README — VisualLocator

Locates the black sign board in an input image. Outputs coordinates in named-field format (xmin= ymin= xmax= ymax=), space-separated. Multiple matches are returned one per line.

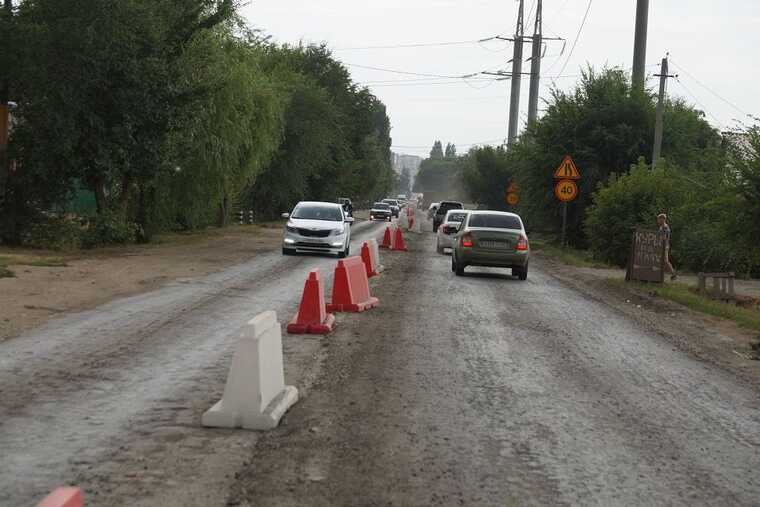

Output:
xmin=626 ymin=228 xmax=666 ymax=283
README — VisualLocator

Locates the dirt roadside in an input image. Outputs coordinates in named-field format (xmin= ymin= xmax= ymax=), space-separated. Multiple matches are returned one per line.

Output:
xmin=0 ymin=225 xmax=284 ymax=341
xmin=532 ymin=252 xmax=760 ymax=388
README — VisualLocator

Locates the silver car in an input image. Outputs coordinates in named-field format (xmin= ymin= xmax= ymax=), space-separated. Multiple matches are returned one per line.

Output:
xmin=282 ymin=201 xmax=354 ymax=257
xmin=436 ymin=209 xmax=469 ymax=254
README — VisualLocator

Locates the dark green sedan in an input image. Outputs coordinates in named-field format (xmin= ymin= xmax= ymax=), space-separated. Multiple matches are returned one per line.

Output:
xmin=451 ymin=211 xmax=530 ymax=280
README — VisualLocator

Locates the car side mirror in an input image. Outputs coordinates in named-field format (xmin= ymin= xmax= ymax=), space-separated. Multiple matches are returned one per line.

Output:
xmin=281 ymin=212 xmax=290 ymax=219
xmin=345 ymin=216 xmax=355 ymax=224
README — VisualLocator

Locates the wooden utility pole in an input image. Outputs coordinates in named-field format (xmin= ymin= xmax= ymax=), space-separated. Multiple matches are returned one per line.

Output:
xmin=507 ymin=0 xmax=524 ymax=146
xmin=631 ymin=0 xmax=649 ymax=89
xmin=527 ymin=0 xmax=542 ymax=126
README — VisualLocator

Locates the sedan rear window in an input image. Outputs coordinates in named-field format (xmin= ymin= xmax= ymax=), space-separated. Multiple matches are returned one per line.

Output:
xmin=292 ymin=205 xmax=344 ymax=221
xmin=468 ymin=214 xmax=522 ymax=230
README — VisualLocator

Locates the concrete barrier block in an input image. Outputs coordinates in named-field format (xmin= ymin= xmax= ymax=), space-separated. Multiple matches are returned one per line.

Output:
xmin=202 ymin=311 xmax=298 ymax=430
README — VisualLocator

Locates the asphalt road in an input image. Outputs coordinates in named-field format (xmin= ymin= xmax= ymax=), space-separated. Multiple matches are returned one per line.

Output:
xmin=231 ymin=222 xmax=760 ymax=506
xmin=2 ymin=215 xmax=759 ymax=506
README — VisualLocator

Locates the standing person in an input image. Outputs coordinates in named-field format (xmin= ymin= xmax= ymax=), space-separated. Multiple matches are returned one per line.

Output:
xmin=657 ymin=213 xmax=677 ymax=281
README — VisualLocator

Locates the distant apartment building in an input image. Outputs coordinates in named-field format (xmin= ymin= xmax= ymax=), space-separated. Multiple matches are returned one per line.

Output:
xmin=391 ymin=152 xmax=422 ymax=179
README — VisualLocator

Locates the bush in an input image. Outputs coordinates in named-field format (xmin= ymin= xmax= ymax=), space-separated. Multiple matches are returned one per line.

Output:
xmin=584 ymin=160 xmax=684 ymax=266
xmin=22 ymin=216 xmax=83 ymax=250
xmin=80 ymin=211 xmax=137 ymax=249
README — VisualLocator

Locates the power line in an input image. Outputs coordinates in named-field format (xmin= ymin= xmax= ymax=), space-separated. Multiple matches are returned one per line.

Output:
xmin=556 ymin=0 xmax=593 ymax=77
xmin=334 ymin=37 xmax=501 ymax=51
xmin=343 ymin=62 xmax=480 ymax=79
xmin=392 ymin=138 xmax=505 ymax=149
xmin=669 ymin=58 xmax=748 ymax=118
xmin=673 ymin=77 xmax=726 ymax=130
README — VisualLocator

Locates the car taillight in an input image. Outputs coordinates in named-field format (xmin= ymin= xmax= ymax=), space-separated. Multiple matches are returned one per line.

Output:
xmin=462 ymin=233 xmax=473 ymax=248
xmin=516 ymin=235 xmax=529 ymax=251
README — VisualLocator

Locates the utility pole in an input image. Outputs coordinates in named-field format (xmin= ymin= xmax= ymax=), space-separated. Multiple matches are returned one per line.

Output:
xmin=507 ymin=0 xmax=524 ymax=146
xmin=527 ymin=0 xmax=542 ymax=126
xmin=631 ymin=0 xmax=649 ymax=89
xmin=652 ymin=55 xmax=675 ymax=168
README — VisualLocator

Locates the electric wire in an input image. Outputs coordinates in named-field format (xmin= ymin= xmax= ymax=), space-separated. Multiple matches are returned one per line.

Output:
xmin=673 ymin=77 xmax=727 ymax=130
xmin=669 ymin=58 xmax=748 ymax=118
xmin=556 ymin=0 xmax=593 ymax=76
xmin=344 ymin=62 xmax=480 ymax=80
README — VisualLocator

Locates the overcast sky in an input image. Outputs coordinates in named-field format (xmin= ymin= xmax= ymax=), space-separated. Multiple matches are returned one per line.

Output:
xmin=241 ymin=0 xmax=758 ymax=157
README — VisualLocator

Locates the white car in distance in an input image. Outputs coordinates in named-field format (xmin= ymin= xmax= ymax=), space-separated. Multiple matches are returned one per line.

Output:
xmin=282 ymin=201 xmax=354 ymax=257
xmin=436 ymin=209 xmax=469 ymax=254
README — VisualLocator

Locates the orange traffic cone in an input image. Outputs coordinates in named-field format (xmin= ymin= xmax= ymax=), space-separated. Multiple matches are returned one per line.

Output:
xmin=327 ymin=257 xmax=380 ymax=312
xmin=380 ymin=225 xmax=393 ymax=249
xmin=391 ymin=227 xmax=408 ymax=251
xmin=287 ymin=270 xmax=336 ymax=334
xmin=361 ymin=241 xmax=379 ymax=278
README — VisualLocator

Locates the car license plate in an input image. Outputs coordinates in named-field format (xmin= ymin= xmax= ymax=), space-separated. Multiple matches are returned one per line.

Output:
xmin=479 ymin=240 xmax=508 ymax=249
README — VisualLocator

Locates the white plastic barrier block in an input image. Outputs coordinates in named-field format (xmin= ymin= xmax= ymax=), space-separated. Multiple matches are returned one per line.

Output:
xmin=202 ymin=311 xmax=298 ymax=430
xmin=368 ymin=238 xmax=385 ymax=273
xmin=398 ymin=210 xmax=409 ymax=229
xmin=411 ymin=209 xmax=422 ymax=234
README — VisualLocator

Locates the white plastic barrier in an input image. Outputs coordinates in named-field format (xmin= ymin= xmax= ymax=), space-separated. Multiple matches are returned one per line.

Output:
xmin=368 ymin=238 xmax=385 ymax=273
xmin=398 ymin=210 xmax=409 ymax=229
xmin=202 ymin=311 xmax=298 ymax=430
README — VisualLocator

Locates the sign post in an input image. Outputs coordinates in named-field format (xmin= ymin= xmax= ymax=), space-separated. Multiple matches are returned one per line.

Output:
xmin=553 ymin=156 xmax=581 ymax=246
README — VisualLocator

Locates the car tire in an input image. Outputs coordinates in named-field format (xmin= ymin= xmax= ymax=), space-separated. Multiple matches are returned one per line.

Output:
xmin=282 ymin=247 xmax=296 ymax=256
xmin=515 ymin=263 xmax=528 ymax=280
xmin=338 ymin=244 xmax=349 ymax=258
xmin=453 ymin=253 xmax=465 ymax=276
xmin=451 ymin=253 xmax=457 ymax=272
xmin=436 ymin=240 xmax=444 ymax=255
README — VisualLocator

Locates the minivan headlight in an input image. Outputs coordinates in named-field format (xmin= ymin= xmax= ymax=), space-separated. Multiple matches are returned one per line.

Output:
xmin=330 ymin=227 xmax=345 ymax=236
xmin=285 ymin=223 xmax=297 ymax=233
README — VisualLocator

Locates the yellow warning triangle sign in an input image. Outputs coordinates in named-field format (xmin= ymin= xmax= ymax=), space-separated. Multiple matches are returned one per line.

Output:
xmin=554 ymin=155 xmax=581 ymax=179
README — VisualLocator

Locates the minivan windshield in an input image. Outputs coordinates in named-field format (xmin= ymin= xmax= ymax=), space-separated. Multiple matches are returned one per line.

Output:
xmin=373 ymin=203 xmax=390 ymax=210
xmin=468 ymin=214 xmax=522 ymax=230
xmin=292 ymin=204 xmax=343 ymax=221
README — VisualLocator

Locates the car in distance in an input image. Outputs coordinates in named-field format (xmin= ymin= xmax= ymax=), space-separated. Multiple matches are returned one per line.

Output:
xmin=369 ymin=202 xmax=393 ymax=221
xmin=427 ymin=202 xmax=440 ymax=220
xmin=337 ymin=197 xmax=353 ymax=217
xmin=436 ymin=209 xmax=469 ymax=254
xmin=381 ymin=198 xmax=400 ymax=217
xmin=282 ymin=201 xmax=354 ymax=257
xmin=451 ymin=210 xmax=530 ymax=280
xmin=433 ymin=200 xmax=464 ymax=232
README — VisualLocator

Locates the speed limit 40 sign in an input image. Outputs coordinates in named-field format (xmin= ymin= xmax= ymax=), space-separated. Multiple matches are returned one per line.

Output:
xmin=554 ymin=179 xmax=578 ymax=202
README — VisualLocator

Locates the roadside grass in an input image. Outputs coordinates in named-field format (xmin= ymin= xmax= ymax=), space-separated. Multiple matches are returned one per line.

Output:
xmin=530 ymin=238 xmax=614 ymax=269
xmin=0 ymin=254 xmax=69 ymax=278
xmin=611 ymin=279 xmax=760 ymax=333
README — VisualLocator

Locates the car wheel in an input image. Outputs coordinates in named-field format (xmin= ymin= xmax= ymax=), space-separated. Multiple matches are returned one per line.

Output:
xmin=282 ymin=247 xmax=295 ymax=256
xmin=515 ymin=263 xmax=528 ymax=280
xmin=436 ymin=240 xmax=444 ymax=255
xmin=453 ymin=253 xmax=465 ymax=276
xmin=338 ymin=244 xmax=349 ymax=258
xmin=451 ymin=253 xmax=456 ymax=272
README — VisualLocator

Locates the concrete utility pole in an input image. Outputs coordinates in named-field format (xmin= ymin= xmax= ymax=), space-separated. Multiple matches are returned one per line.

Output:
xmin=507 ymin=0 xmax=525 ymax=146
xmin=652 ymin=55 xmax=675 ymax=168
xmin=631 ymin=0 xmax=649 ymax=89
xmin=527 ymin=0 xmax=542 ymax=126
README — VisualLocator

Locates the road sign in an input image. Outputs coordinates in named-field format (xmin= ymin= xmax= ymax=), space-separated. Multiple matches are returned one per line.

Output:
xmin=626 ymin=228 xmax=666 ymax=283
xmin=554 ymin=179 xmax=578 ymax=202
xmin=507 ymin=181 xmax=519 ymax=193
xmin=506 ymin=193 xmax=519 ymax=206
xmin=554 ymin=155 xmax=581 ymax=180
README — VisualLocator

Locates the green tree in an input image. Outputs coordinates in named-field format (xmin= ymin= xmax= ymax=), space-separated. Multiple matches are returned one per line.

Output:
xmin=429 ymin=140 xmax=444 ymax=160
xmin=445 ymin=143 xmax=457 ymax=159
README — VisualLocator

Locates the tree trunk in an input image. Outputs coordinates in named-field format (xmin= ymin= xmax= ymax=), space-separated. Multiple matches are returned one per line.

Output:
xmin=93 ymin=177 xmax=107 ymax=215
